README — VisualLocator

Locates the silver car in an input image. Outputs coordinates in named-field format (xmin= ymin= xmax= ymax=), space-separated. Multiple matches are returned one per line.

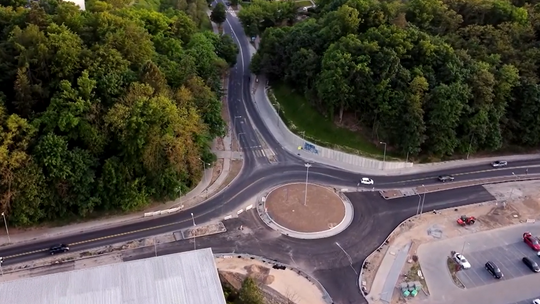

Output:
xmin=491 ymin=160 xmax=507 ymax=167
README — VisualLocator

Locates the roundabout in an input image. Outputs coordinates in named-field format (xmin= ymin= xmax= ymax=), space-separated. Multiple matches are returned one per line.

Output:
xmin=260 ymin=183 xmax=354 ymax=238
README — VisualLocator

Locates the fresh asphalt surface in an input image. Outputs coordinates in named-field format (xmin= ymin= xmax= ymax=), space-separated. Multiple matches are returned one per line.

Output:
xmin=0 ymin=5 xmax=540 ymax=304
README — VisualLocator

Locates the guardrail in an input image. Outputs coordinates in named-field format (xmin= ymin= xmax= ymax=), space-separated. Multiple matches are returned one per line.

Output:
xmin=143 ymin=205 xmax=184 ymax=217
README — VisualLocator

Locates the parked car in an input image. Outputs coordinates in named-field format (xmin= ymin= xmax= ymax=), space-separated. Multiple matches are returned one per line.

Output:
xmin=523 ymin=232 xmax=540 ymax=251
xmin=49 ymin=244 xmax=70 ymax=255
xmin=438 ymin=175 xmax=455 ymax=182
xmin=532 ymin=299 xmax=540 ymax=304
xmin=360 ymin=177 xmax=374 ymax=185
xmin=453 ymin=252 xmax=471 ymax=269
xmin=522 ymin=257 xmax=540 ymax=273
xmin=491 ymin=160 xmax=508 ymax=168
xmin=485 ymin=261 xmax=503 ymax=279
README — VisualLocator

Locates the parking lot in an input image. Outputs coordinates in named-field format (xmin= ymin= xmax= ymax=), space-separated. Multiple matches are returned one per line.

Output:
xmin=456 ymin=241 xmax=540 ymax=288
xmin=512 ymin=296 xmax=540 ymax=304
xmin=417 ymin=223 xmax=540 ymax=304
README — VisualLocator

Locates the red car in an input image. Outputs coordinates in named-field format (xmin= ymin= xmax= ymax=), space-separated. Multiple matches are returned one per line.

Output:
xmin=523 ymin=232 xmax=540 ymax=251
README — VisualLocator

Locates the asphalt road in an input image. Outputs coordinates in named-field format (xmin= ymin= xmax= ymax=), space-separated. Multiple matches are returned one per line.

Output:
xmin=0 ymin=4 xmax=539 ymax=304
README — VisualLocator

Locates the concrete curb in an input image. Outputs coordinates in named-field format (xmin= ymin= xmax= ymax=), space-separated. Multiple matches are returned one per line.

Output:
xmin=256 ymin=183 xmax=354 ymax=239
xmin=214 ymin=253 xmax=334 ymax=304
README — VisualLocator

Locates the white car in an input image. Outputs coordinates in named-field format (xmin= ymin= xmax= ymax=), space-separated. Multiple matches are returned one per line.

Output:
xmin=532 ymin=299 xmax=540 ymax=304
xmin=360 ymin=177 xmax=374 ymax=185
xmin=453 ymin=253 xmax=471 ymax=269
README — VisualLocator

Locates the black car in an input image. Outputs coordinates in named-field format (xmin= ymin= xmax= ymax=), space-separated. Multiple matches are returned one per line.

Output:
xmin=522 ymin=257 xmax=540 ymax=272
xmin=485 ymin=261 xmax=503 ymax=279
xmin=49 ymin=244 xmax=70 ymax=255
xmin=438 ymin=175 xmax=455 ymax=182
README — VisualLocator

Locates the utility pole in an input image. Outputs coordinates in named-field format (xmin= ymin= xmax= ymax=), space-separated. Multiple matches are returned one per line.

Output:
xmin=1 ymin=213 xmax=10 ymax=243
xmin=191 ymin=213 xmax=197 ymax=251
xmin=303 ymin=163 xmax=312 ymax=206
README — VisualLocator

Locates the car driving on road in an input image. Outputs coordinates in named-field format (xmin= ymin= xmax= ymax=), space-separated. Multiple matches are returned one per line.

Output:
xmin=438 ymin=175 xmax=455 ymax=182
xmin=522 ymin=257 xmax=540 ymax=272
xmin=49 ymin=244 xmax=70 ymax=255
xmin=453 ymin=252 xmax=471 ymax=269
xmin=491 ymin=160 xmax=508 ymax=167
xmin=523 ymin=232 xmax=540 ymax=251
xmin=360 ymin=177 xmax=374 ymax=185
xmin=533 ymin=299 xmax=540 ymax=304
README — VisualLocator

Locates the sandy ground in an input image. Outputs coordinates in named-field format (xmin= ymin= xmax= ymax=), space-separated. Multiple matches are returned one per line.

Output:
xmin=265 ymin=183 xmax=345 ymax=232
xmin=216 ymin=257 xmax=327 ymax=304
xmin=364 ymin=180 xmax=540 ymax=304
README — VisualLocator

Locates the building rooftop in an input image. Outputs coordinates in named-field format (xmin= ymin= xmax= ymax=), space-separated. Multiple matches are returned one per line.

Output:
xmin=1 ymin=247 xmax=226 ymax=304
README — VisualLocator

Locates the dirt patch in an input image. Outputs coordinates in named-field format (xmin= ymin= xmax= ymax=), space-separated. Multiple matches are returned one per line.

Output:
xmin=214 ymin=159 xmax=244 ymax=194
xmin=184 ymin=222 xmax=227 ymax=238
xmin=265 ymin=184 xmax=345 ymax=233
xmin=380 ymin=190 xmax=405 ymax=199
xmin=480 ymin=204 xmax=521 ymax=229
xmin=212 ymin=159 xmax=224 ymax=185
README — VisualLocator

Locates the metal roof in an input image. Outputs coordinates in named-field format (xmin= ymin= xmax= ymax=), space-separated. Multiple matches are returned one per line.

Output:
xmin=1 ymin=247 xmax=226 ymax=304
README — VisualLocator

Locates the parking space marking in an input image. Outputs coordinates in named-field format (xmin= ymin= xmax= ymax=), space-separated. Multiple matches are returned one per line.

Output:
xmin=457 ymin=241 xmax=540 ymax=290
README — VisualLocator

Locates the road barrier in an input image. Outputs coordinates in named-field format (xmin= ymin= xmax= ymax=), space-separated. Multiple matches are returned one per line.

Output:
xmin=223 ymin=215 xmax=233 ymax=220
xmin=237 ymin=209 xmax=244 ymax=215
xmin=143 ymin=205 xmax=184 ymax=217
xmin=245 ymin=204 xmax=253 ymax=210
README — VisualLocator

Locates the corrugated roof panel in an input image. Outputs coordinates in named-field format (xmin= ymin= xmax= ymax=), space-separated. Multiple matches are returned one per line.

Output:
xmin=1 ymin=248 xmax=226 ymax=304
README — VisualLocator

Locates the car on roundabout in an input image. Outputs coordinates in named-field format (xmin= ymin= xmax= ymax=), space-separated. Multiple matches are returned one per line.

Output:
xmin=360 ymin=177 xmax=374 ymax=185
xmin=453 ymin=252 xmax=471 ymax=269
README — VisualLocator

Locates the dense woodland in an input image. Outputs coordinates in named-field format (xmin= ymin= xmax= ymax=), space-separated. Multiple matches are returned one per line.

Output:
xmin=0 ymin=0 xmax=238 ymax=225
xmin=248 ymin=0 xmax=540 ymax=158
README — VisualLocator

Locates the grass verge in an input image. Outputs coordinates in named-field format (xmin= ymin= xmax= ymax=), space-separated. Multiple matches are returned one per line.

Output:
xmin=446 ymin=257 xmax=465 ymax=288
xmin=270 ymin=82 xmax=401 ymax=160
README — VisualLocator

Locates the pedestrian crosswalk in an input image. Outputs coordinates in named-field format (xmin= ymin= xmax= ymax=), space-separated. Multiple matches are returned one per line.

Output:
xmin=244 ymin=145 xmax=277 ymax=162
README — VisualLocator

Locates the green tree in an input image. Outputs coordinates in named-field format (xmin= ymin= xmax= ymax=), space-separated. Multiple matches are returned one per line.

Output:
xmin=237 ymin=277 xmax=263 ymax=304
xmin=211 ymin=2 xmax=227 ymax=27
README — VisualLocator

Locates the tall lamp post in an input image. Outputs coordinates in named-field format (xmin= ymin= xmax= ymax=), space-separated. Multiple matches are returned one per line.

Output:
xmin=1 ymin=212 xmax=10 ymax=243
xmin=303 ymin=163 xmax=312 ymax=206
xmin=419 ymin=185 xmax=427 ymax=217
xmin=191 ymin=213 xmax=197 ymax=251
xmin=380 ymin=142 xmax=387 ymax=170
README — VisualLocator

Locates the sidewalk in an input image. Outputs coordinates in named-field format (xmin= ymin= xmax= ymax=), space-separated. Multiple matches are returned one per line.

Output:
xmin=0 ymin=16 xmax=243 ymax=248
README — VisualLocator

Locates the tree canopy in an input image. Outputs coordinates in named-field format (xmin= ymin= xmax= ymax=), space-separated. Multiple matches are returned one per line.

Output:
xmin=211 ymin=2 xmax=227 ymax=26
xmin=251 ymin=0 xmax=540 ymax=158
xmin=0 ymin=0 xmax=237 ymax=226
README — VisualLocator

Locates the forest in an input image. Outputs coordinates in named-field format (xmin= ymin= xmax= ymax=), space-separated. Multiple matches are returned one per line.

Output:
xmin=0 ymin=0 xmax=237 ymax=225
xmin=249 ymin=0 xmax=540 ymax=158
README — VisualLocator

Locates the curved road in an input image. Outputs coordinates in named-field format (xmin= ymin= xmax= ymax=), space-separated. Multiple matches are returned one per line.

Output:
xmin=1 ymin=5 xmax=540 ymax=304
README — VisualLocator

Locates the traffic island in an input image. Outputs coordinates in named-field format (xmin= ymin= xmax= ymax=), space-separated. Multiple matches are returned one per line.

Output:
xmin=258 ymin=183 xmax=354 ymax=239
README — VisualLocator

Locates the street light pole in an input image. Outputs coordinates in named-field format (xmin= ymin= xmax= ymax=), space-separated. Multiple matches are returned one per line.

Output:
xmin=461 ymin=242 xmax=469 ymax=253
xmin=416 ymin=193 xmax=422 ymax=215
xmin=380 ymin=142 xmax=387 ymax=170
xmin=0 ymin=257 xmax=3 ymax=276
xmin=419 ymin=185 xmax=427 ymax=216
xmin=191 ymin=213 xmax=197 ymax=251
xmin=1 ymin=213 xmax=10 ymax=243
xmin=303 ymin=163 xmax=312 ymax=206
